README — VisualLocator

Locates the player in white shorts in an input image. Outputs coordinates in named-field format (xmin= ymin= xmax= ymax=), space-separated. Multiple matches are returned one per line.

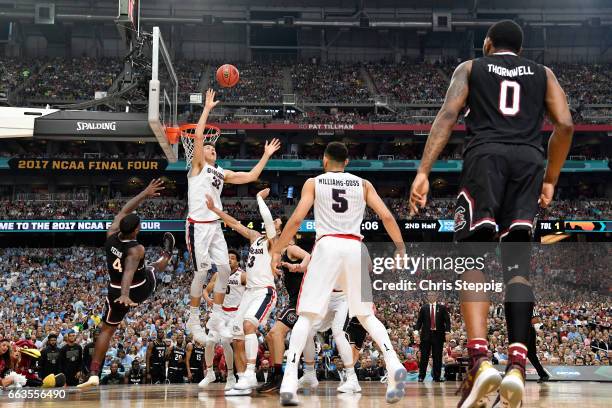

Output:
xmin=198 ymin=249 xmax=246 ymax=390
xmin=204 ymin=188 xmax=280 ymax=395
xmin=185 ymin=89 xmax=280 ymax=345
xmin=270 ymin=141 xmax=408 ymax=406
xmin=298 ymin=288 xmax=362 ymax=394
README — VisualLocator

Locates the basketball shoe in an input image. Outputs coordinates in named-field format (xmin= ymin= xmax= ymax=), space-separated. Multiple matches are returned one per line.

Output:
xmin=456 ymin=357 xmax=502 ymax=408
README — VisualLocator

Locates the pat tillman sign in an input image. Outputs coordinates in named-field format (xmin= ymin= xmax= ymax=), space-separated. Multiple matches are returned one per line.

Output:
xmin=9 ymin=158 xmax=168 ymax=172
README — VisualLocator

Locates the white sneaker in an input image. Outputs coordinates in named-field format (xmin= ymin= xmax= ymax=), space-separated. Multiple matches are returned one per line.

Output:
xmin=225 ymin=372 xmax=237 ymax=391
xmin=280 ymin=372 xmax=299 ymax=406
xmin=77 ymin=375 xmax=99 ymax=389
xmin=234 ymin=371 xmax=257 ymax=390
xmin=187 ymin=317 xmax=207 ymax=345
xmin=198 ymin=368 xmax=216 ymax=388
xmin=225 ymin=387 xmax=252 ymax=396
xmin=337 ymin=377 xmax=361 ymax=393
xmin=385 ymin=364 xmax=408 ymax=404
xmin=297 ymin=371 xmax=318 ymax=389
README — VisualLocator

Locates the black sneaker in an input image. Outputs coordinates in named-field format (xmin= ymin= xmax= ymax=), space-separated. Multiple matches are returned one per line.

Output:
xmin=162 ymin=232 xmax=175 ymax=258
xmin=257 ymin=372 xmax=281 ymax=394
xmin=537 ymin=374 xmax=550 ymax=383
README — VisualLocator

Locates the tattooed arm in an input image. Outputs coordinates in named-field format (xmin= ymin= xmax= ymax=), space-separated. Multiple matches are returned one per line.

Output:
xmin=409 ymin=60 xmax=472 ymax=215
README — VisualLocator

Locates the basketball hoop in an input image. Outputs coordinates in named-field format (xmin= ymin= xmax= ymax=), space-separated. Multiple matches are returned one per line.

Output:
xmin=165 ymin=123 xmax=221 ymax=168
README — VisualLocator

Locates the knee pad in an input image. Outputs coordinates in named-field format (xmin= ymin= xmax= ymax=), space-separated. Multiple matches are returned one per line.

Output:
xmin=213 ymin=264 xmax=231 ymax=294
xmin=500 ymin=234 xmax=532 ymax=283
xmin=190 ymin=269 xmax=208 ymax=298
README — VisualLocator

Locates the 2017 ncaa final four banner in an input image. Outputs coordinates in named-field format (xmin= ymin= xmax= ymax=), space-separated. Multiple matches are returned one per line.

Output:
xmin=8 ymin=158 xmax=168 ymax=172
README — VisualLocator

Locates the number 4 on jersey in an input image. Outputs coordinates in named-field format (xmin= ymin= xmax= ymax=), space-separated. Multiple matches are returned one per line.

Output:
xmin=113 ymin=258 xmax=122 ymax=272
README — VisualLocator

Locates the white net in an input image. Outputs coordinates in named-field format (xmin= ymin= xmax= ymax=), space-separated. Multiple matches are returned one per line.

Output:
xmin=180 ymin=125 xmax=221 ymax=168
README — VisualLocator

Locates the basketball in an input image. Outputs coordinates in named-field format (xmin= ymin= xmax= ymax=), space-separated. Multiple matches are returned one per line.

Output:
xmin=216 ymin=64 xmax=239 ymax=88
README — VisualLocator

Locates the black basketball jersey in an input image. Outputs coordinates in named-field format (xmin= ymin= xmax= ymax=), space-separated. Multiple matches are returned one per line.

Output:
xmin=282 ymin=249 xmax=304 ymax=306
xmin=464 ymin=52 xmax=547 ymax=154
xmin=150 ymin=341 xmax=167 ymax=366
xmin=83 ymin=342 xmax=95 ymax=371
xmin=128 ymin=367 xmax=144 ymax=384
xmin=105 ymin=232 xmax=146 ymax=286
xmin=168 ymin=345 xmax=186 ymax=372
xmin=189 ymin=344 xmax=204 ymax=370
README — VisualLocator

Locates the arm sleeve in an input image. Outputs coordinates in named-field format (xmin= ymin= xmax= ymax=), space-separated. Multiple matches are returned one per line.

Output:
xmin=257 ymin=195 xmax=276 ymax=239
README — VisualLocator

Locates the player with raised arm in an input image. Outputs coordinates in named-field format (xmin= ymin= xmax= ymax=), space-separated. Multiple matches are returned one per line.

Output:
xmin=78 ymin=179 xmax=175 ymax=389
xmin=270 ymin=142 xmax=408 ymax=406
xmin=198 ymin=249 xmax=246 ymax=391
xmin=205 ymin=188 xmax=281 ymax=395
xmin=185 ymin=89 xmax=281 ymax=346
xmin=409 ymin=20 xmax=573 ymax=408
xmin=257 ymin=241 xmax=310 ymax=394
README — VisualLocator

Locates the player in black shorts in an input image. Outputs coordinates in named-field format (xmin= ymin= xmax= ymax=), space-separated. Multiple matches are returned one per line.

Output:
xmin=186 ymin=338 xmax=205 ymax=383
xmin=257 ymin=241 xmax=310 ymax=393
xmin=410 ymin=20 xmax=573 ymax=408
xmin=167 ymin=332 xmax=187 ymax=383
xmin=78 ymin=179 xmax=176 ymax=389
xmin=146 ymin=329 xmax=168 ymax=384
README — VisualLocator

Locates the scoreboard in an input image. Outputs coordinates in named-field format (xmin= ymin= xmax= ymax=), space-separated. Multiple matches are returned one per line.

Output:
xmin=538 ymin=220 xmax=612 ymax=234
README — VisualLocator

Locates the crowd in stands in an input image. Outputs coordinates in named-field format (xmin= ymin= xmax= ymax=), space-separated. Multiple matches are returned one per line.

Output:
xmin=366 ymin=61 xmax=451 ymax=104
xmin=0 ymin=199 xmax=90 ymax=220
xmin=552 ymin=63 xmax=612 ymax=105
xmin=23 ymin=57 xmax=124 ymax=101
xmin=0 ymin=242 xmax=608 ymax=388
xmin=212 ymin=61 xmax=284 ymax=103
xmin=0 ymin=195 xmax=610 ymax=221
xmin=1 ymin=56 xmax=608 ymax=111
xmin=0 ymin=57 xmax=36 ymax=94
xmin=291 ymin=62 xmax=371 ymax=103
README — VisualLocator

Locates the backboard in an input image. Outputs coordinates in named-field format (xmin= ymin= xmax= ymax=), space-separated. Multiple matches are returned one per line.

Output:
xmin=148 ymin=26 xmax=179 ymax=162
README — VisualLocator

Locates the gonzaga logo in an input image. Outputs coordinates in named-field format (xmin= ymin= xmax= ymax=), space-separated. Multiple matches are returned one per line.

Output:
xmin=76 ymin=121 xmax=117 ymax=131
xmin=454 ymin=206 xmax=467 ymax=231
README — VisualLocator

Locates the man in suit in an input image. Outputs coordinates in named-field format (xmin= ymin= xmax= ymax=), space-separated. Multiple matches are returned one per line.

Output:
xmin=256 ymin=360 xmax=272 ymax=384
xmin=415 ymin=292 xmax=450 ymax=382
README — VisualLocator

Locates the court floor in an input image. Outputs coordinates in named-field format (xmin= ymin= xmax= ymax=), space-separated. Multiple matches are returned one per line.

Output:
xmin=1 ymin=382 xmax=611 ymax=407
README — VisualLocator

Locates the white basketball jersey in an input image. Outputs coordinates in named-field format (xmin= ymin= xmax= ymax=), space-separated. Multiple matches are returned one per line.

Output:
xmin=223 ymin=269 xmax=245 ymax=309
xmin=245 ymin=236 xmax=274 ymax=289
xmin=314 ymin=172 xmax=365 ymax=239
xmin=187 ymin=163 xmax=224 ymax=222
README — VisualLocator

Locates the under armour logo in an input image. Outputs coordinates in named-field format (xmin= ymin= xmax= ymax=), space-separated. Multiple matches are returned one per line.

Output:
xmin=472 ymin=344 xmax=487 ymax=350
xmin=507 ymin=264 xmax=519 ymax=272
xmin=511 ymin=350 xmax=527 ymax=359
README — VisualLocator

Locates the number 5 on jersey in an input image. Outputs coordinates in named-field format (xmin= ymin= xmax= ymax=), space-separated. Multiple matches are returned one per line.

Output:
xmin=332 ymin=188 xmax=348 ymax=213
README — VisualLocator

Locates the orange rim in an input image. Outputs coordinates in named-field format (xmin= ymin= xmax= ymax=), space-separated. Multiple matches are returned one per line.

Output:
xmin=165 ymin=124 xmax=220 ymax=144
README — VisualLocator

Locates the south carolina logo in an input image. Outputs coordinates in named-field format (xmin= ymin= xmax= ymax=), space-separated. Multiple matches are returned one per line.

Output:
xmin=454 ymin=206 xmax=467 ymax=231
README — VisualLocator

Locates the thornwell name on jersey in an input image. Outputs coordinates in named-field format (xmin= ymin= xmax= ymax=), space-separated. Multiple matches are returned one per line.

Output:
xmin=487 ymin=64 xmax=534 ymax=77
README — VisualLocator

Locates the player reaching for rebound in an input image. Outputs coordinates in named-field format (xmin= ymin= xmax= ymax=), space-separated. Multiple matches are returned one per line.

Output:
xmin=205 ymin=188 xmax=281 ymax=395
xmin=257 ymin=241 xmax=310 ymax=394
xmin=185 ymin=89 xmax=281 ymax=345
xmin=271 ymin=142 xmax=408 ymax=406
xmin=409 ymin=20 xmax=573 ymax=408
xmin=198 ymin=249 xmax=246 ymax=390
xmin=78 ymin=179 xmax=175 ymax=389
